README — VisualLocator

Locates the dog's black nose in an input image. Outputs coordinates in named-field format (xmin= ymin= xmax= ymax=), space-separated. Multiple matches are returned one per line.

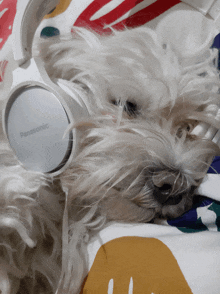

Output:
xmin=152 ymin=172 xmax=183 ymax=205
xmin=153 ymin=183 xmax=173 ymax=204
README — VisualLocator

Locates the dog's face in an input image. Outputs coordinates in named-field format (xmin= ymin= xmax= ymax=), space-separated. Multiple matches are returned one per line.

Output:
xmin=61 ymin=100 xmax=219 ymax=223
xmin=42 ymin=27 xmax=220 ymax=222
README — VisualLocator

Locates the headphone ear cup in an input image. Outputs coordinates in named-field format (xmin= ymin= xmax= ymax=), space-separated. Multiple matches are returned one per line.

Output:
xmin=5 ymin=85 xmax=72 ymax=174
xmin=4 ymin=79 xmax=90 ymax=175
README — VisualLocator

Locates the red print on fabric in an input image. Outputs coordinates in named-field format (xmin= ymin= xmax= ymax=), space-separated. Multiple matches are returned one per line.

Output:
xmin=0 ymin=0 xmax=17 ymax=50
xmin=74 ymin=0 xmax=181 ymax=34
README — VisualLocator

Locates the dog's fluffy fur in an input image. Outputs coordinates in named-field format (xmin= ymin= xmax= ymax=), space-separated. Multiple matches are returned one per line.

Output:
xmin=0 ymin=145 xmax=63 ymax=293
xmin=1 ymin=27 xmax=220 ymax=293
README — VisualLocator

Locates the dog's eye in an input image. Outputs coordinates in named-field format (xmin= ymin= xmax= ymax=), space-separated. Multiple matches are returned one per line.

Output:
xmin=110 ymin=99 xmax=139 ymax=117
xmin=176 ymin=123 xmax=192 ymax=139
xmin=124 ymin=101 xmax=139 ymax=116
xmin=110 ymin=99 xmax=118 ymax=106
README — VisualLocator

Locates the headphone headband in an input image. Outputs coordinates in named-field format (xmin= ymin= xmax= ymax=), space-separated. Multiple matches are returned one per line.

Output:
xmin=13 ymin=0 xmax=59 ymax=65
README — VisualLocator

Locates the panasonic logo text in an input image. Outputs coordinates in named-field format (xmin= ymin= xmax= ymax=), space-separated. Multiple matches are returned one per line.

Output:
xmin=20 ymin=123 xmax=49 ymax=138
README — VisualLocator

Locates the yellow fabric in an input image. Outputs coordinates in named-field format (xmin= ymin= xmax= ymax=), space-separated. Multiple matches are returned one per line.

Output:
xmin=83 ymin=237 xmax=193 ymax=293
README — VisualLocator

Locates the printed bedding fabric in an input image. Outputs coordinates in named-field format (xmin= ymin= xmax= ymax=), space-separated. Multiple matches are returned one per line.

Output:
xmin=1 ymin=0 xmax=220 ymax=293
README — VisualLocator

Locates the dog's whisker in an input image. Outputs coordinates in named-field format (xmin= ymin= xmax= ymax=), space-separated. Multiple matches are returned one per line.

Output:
xmin=124 ymin=172 xmax=145 ymax=193
xmin=105 ymin=169 xmax=137 ymax=193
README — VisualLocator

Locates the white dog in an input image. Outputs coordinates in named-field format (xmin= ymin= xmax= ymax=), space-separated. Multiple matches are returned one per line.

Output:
xmin=1 ymin=26 xmax=220 ymax=293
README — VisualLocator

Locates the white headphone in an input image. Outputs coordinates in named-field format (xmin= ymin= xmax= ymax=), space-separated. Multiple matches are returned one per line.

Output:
xmin=3 ymin=0 xmax=90 ymax=175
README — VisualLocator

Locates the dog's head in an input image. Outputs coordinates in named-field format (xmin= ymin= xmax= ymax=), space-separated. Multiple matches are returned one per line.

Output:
xmin=41 ymin=27 xmax=220 ymax=222
xmin=61 ymin=105 xmax=219 ymax=223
